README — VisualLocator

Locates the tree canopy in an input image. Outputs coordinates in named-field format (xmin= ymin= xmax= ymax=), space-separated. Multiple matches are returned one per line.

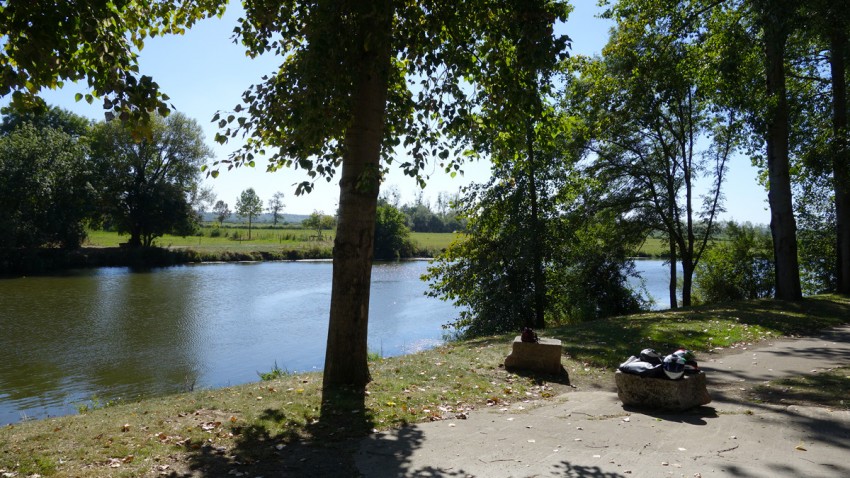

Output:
xmin=235 ymin=187 xmax=263 ymax=239
xmin=89 ymin=112 xmax=212 ymax=247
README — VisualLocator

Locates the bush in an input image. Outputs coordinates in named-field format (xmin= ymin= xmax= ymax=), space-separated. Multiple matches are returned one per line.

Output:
xmin=694 ymin=223 xmax=774 ymax=303
xmin=374 ymin=202 xmax=414 ymax=260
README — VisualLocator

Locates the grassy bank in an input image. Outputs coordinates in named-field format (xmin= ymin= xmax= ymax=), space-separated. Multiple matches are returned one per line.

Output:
xmin=2 ymin=295 xmax=848 ymax=477
xmin=85 ymin=228 xmax=460 ymax=254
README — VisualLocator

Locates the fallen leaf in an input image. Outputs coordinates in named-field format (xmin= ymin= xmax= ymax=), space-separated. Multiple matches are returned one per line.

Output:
xmin=795 ymin=444 xmax=807 ymax=451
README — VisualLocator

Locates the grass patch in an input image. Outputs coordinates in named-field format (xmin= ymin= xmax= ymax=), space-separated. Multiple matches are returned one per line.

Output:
xmin=0 ymin=294 xmax=847 ymax=476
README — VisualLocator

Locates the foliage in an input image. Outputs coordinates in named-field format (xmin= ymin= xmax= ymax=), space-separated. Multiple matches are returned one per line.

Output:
xmin=574 ymin=2 xmax=739 ymax=308
xmin=0 ymin=123 xmax=94 ymax=248
xmin=549 ymin=207 xmax=647 ymax=323
xmin=0 ymin=0 xmax=226 ymax=129
xmin=0 ymin=104 xmax=91 ymax=137
xmin=397 ymin=191 xmax=464 ymax=233
xmin=426 ymin=172 xmax=646 ymax=338
xmin=89 ymin=113 xmax=212 ymax=247
xmin=189 ymin=184 xmax=217 ymax=220
xmin=301 ymin=211 xmax=335 ymax=240
xmin=795 ymin=173 xmax=838 ymax=294
xmin=267 ymin=191 xmax=286 ymax=226
xmin=257 ymin=362 xmax=290 ymax=381
xmin=235 ymin=187 xmax=264 ymax=240
xmin=212 ymin=200 xmax=231 ymax=227
xmin=374 ymin=202 xmax=414 ymax=260
xmin=694 ymin=222 xmax=774 ymax=304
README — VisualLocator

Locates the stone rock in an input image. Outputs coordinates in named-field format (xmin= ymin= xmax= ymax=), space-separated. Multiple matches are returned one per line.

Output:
xmin=615 ymin=370 xmax=711 ymax=411
xmin=504 ymin=337 xmax=566 ymax=376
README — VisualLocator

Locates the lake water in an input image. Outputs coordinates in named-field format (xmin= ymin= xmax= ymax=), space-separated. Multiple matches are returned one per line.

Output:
xmin=0 ymin=258 xmax=672 ymax=425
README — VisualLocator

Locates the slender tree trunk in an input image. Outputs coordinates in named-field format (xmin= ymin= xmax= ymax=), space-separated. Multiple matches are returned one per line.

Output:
xmin=526 ymin=120 xmax=546 ymax=329
xmin=668 ymin=235 xmax=678 ymax=309
xmin=763 ymin=15 xmax=802 ymax=300
xmin=322 ymin=0 xmax=393 ymax=391
xmin=248 ymin=215 xmax=252 ymax=240
xmin=830 ymin=26 xmax=850 ymax=293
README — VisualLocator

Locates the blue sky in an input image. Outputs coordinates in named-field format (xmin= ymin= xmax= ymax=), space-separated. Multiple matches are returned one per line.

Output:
xmin=30 ymin=1 xmax=770 ymax=223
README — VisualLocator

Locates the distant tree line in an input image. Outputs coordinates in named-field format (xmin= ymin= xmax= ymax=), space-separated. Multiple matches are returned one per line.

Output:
xmin=380 ymin=187 xmax=465 ymax=234
xmin=0 ymin=105 xmax=211 ymax=249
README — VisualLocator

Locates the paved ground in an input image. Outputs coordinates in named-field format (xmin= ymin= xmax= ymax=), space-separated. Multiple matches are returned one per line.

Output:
xmin=354 ymin=326 xmax=850 ymax=478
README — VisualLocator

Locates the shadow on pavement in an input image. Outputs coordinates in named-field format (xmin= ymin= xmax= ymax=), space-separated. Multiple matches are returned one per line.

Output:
xmin=552 ymin=461 xmax=628 ymax=478
xmin=356 ymin=425 xmax=471 ymax=477
xmin=621 ymin=404 xmax=719 ymax=425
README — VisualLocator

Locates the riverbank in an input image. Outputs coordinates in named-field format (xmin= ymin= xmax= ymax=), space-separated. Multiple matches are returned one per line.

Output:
xmin=0 ymin=229 xmax=448 ymax=275
xmin=0 ymin=245 xmax=335 ymax=276
xmin=1 ymin=294 xmax=847 ymax=477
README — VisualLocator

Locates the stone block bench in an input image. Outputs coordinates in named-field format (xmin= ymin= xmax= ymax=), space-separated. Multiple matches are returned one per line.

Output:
xmin=504 ymin=336 xmax=567 ymax=377
xmin=615 ymin=370 xmax=711 ymax=411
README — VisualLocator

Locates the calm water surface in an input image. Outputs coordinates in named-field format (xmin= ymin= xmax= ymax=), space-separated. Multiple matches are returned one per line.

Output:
xmin=0 ymin=259 xmax=672 ymax=424
xmin=0 ymin=261 xmax=455 ymax=424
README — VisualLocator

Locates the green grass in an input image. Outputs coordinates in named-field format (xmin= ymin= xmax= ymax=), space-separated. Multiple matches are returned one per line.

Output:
xmin=409 ymin=232 xmax=464 ymax=253
xmin=84 ymin=228 xmax=459 ymax=258
xmin=638 ymin=236 xmax=668 ymax=257
xmin=85 ymin=227 xmax=333 ymax=250
xmin=2 ymin=295 xmax=848 ymax=476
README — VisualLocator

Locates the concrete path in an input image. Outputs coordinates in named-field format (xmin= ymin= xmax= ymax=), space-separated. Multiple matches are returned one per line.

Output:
xmin=355 ymin=326 xmax=850 ymax=478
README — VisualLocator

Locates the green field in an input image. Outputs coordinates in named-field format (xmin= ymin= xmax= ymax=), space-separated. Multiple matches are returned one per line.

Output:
xmin=84 ymin=227 xmax=460 ymax=256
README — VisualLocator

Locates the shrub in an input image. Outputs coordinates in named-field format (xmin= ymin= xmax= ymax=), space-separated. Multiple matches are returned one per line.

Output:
xmin=695 ymin=223 xmax=774 ymax=303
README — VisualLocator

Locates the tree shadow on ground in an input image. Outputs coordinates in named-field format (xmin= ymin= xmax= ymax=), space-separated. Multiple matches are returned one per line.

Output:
xmin=551 ymin=461 xmax=629 ymax=478
xmin=168 ymin=388 xmax=405 ymax=477
xmin=506 ymin=366 xmax=572 ymax=386
xmin=709 ymin=382 xmax=850 ymax=451
xmin=355 ymin=425 xmax=471 ymax=478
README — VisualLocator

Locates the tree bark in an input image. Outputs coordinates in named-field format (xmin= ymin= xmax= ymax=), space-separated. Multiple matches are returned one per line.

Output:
xmin=830 ymin=25 xmax=850 ymax=294
xmin=322 ymin=0 xmax=393 ymax=391
xmin=668 ymin=236 xmax=678 ymax=309
xmin=526 ymin=120 xmax=546 ymax=329
xmin=763 ymin=13 xmax=802 ymax=300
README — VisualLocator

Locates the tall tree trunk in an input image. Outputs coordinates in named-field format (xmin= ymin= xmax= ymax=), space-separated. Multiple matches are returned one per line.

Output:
xmin=247 ymin=215 xmax=252 ymax=240
xmin=526 ymin=120 xmax=546 ymax=329
xmin=322 ymin=0 xmax=393 ymax=391
xmin=830 ymin=26 xmax=850 ymax=294
xmin=681 ymin=258 xmax=693 ymax=307
xmin=763 ymin=13 xmax=802 ymax=300
xmin=668 ymin=236 xmax=678 ymax=309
